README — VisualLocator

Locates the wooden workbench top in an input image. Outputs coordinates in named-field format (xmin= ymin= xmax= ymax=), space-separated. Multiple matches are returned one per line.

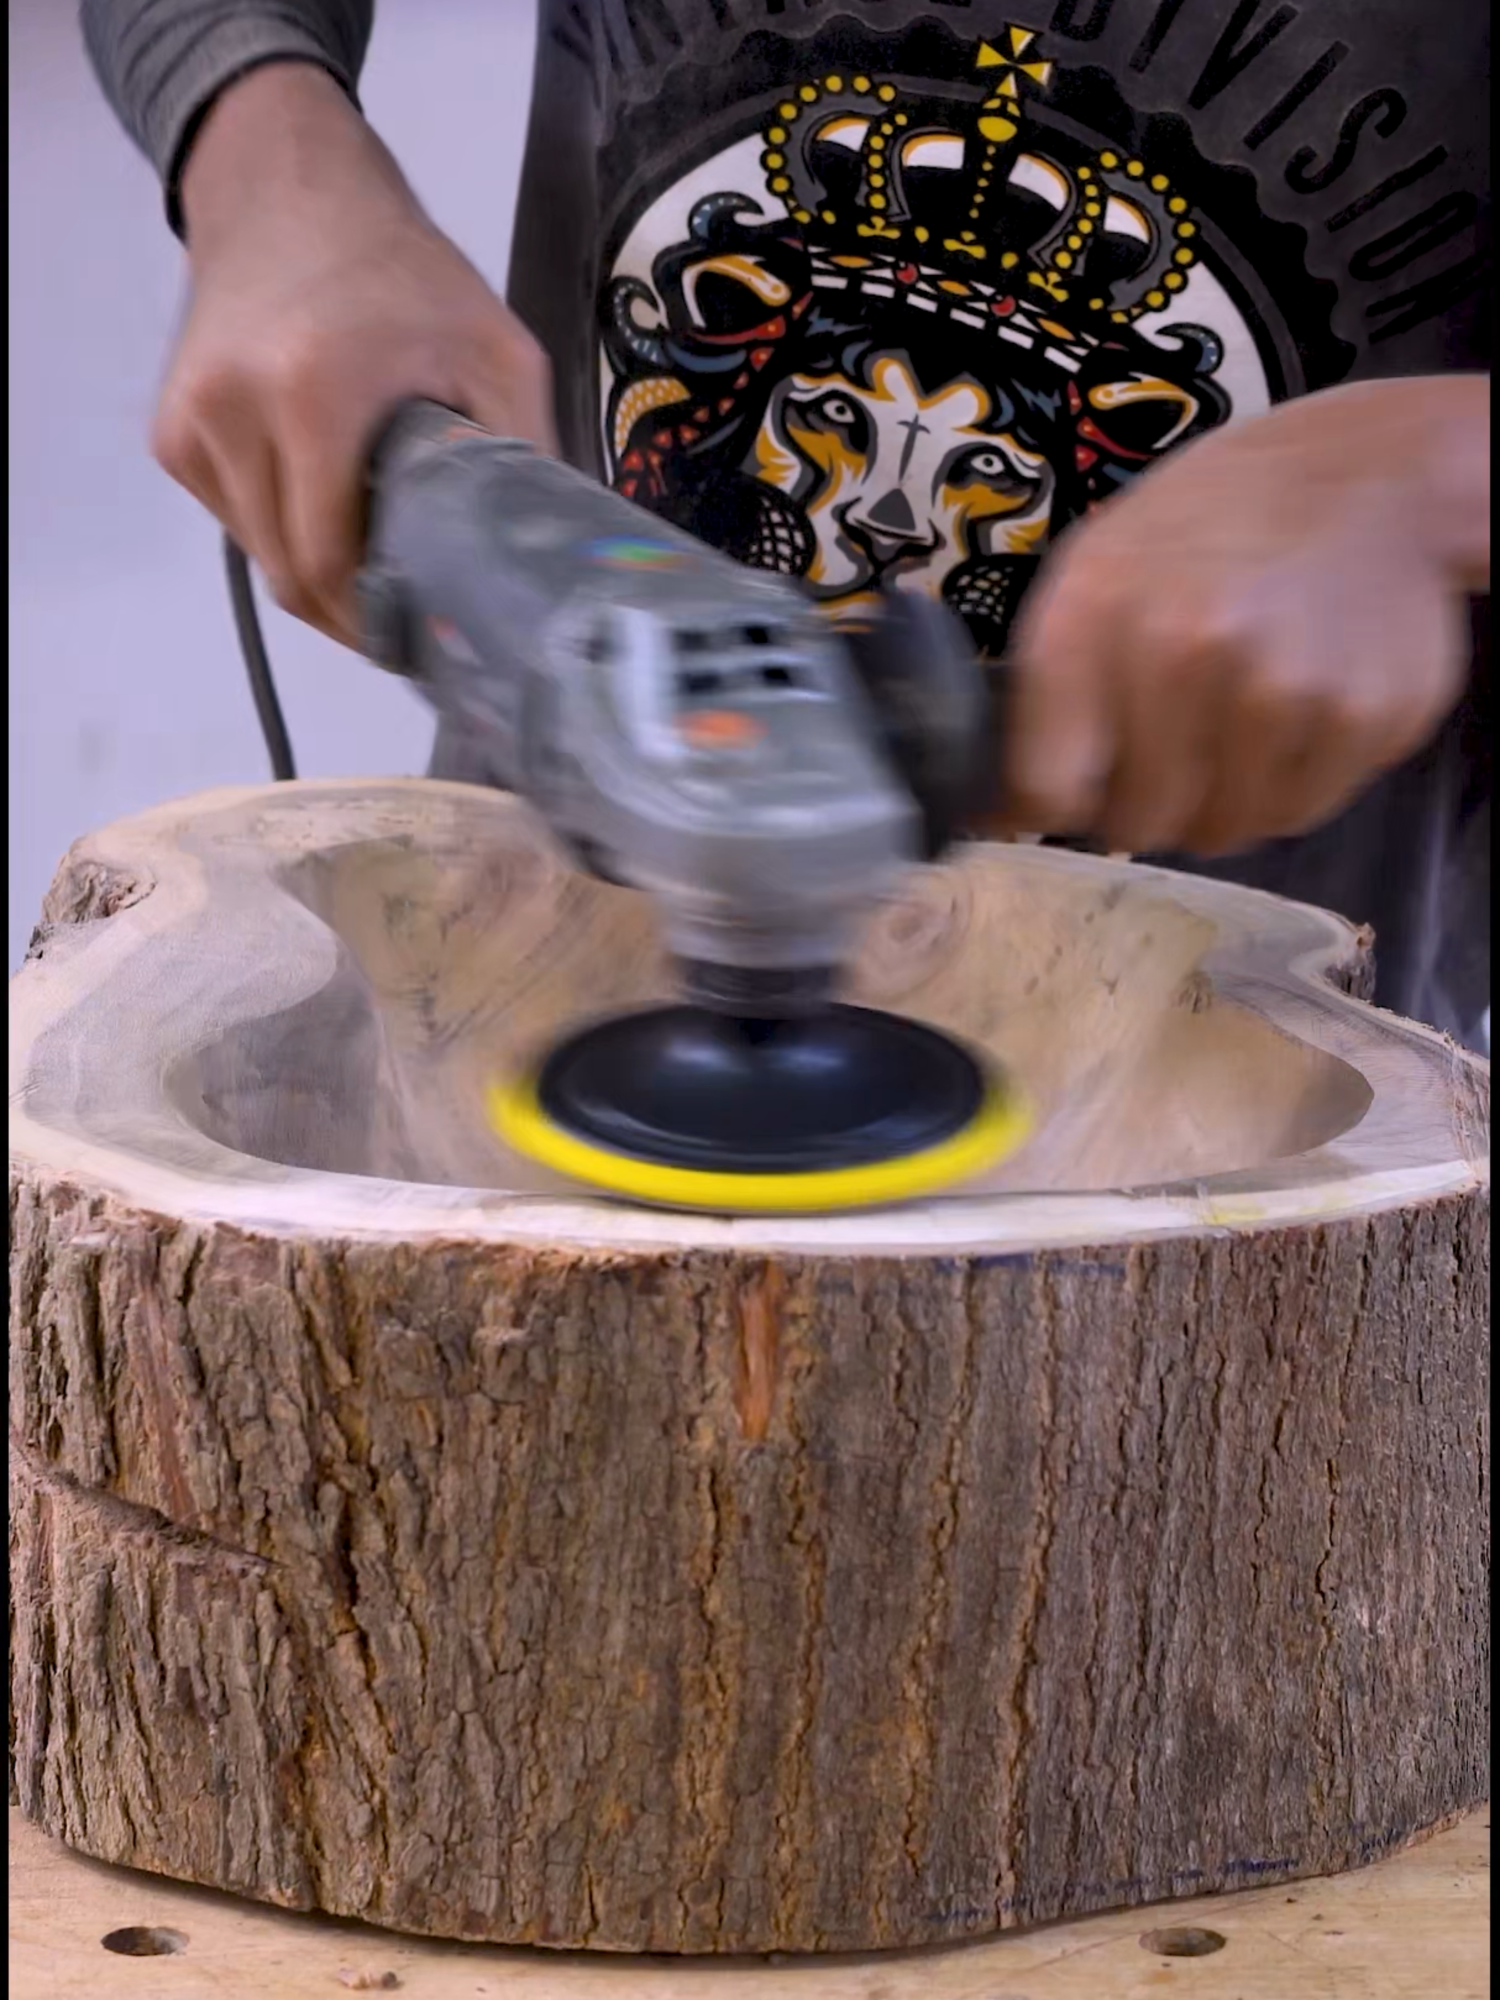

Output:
xmin=9 ymin=1804 xmax=1488 ymax=1999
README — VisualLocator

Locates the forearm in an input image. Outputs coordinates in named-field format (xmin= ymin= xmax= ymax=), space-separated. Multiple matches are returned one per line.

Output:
xmin=180 ymin=62 xmax=415 ymax=261
xmin=1214 ymin=376 xmax=1490 ymax=594
xmin=80 ymin=0 xmax=375 ymax=232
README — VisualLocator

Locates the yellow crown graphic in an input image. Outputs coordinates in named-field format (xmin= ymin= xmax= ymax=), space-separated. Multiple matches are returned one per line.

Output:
xmin=761 ymin=28 xmax=1201 ymax=336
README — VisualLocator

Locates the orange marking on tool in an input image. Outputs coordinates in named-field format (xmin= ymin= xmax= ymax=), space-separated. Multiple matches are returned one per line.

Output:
xmin=679 ymin=709 xmax=765 ymax=750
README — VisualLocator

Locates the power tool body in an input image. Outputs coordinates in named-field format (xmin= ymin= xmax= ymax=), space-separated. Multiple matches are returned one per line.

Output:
xmin=237 ymin=399 xmax=1032 ymax=1209
xmin=356 ymin=403 xmax=992 ymax=1017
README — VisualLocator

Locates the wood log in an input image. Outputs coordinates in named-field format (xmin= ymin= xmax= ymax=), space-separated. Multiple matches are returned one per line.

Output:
xmin=8 ymin=778 xmax=1489 ymax=1956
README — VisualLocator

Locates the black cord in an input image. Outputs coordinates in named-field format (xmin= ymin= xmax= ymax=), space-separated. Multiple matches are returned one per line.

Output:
xmin=223 ymin=533 xmax=297 ymax=780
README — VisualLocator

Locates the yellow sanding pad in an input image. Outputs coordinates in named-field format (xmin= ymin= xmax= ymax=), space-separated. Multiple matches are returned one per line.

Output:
xmin=488 ymin=1065 xmax=1031 ymax=1215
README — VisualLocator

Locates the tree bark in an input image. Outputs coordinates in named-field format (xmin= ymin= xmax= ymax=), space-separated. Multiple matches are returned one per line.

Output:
xmin=8 ymin=780 xmax=1489 ymax=1954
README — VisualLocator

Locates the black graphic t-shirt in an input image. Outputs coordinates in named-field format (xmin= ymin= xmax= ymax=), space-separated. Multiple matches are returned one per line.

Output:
xmin=83 ymin=0 xmax=1492 ymax=1046
xmin=506 ymin=0 xmax=1489 ymax=1048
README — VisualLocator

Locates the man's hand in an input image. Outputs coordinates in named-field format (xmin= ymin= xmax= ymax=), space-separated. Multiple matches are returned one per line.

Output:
xmin=998 ymin=377 xmax=1489 ymax=857
xmin=155 ymin=63 xmax=556 ymax=647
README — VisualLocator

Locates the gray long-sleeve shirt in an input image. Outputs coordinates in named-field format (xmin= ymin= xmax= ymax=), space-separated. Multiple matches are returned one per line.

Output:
xmin=81 ymin=1 xmax=374 ymax=230
xmin=80 ymin=0 xmax=1491 ymax=1048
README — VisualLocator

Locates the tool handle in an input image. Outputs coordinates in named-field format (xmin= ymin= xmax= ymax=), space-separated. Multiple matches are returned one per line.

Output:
xmin=355 ymin=399 xmax=531 ymax=674
xmin=364 ymin=398 xmax=496 ymax=482
xmin=839 ymin=595 xmax=1014 ymax=860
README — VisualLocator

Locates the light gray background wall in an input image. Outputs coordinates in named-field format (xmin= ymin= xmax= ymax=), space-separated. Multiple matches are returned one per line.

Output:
xmin=8 ymin=0 xmax=537 ymax=970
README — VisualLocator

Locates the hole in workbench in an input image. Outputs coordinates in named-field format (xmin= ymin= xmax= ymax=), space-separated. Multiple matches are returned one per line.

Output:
xmin=1140 ymin=1925 xmax=1227 ymax=1957
xmin=101 ymin=1926 xmax=188 ymax=1956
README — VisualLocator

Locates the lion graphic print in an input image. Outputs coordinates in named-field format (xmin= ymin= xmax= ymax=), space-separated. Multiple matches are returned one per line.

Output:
xmin=597 ymin=28 xmax=1279 ymax=655
xmin=494 ymin=0 xmax=1485 ymax=1050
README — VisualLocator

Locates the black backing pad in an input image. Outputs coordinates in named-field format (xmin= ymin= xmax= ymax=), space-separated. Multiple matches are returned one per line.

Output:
xmin=533 ymin=1004 xmax=988 ymax=1175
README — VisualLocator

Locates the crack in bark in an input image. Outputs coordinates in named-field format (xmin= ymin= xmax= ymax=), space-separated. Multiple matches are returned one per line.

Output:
xmin=306 ymin=1249 xmax=400 ymax=1899
xmin=998 ymin=1252 xmax=1062 ymax=1921
xmin=9 ymin=1434 xmax=273 ymax=1574
xmin=899 ymin=1263 xmax=975 ymax=1896
xmin=771 ymin=1272 xmax=828 ymax=1950
xmin=1249 ymin=1238 xmax=1295 ymax=1632
xmin=1309 ymin=1222 xmax=1373 ymax=1813
xmin=675 ymin=1255 xmax=735 ymax=1948
xmin=732 ymin=1261 xmax=782 ymax=1445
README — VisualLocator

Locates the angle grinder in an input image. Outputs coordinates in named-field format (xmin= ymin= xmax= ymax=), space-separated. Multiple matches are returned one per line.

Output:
xmin=226 ymin=400 xmax=1031 ymax=1212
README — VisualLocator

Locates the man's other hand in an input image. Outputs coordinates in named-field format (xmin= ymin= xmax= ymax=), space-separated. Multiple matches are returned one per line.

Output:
xmin=997 ymin=376 xmax=1489 ymax=857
